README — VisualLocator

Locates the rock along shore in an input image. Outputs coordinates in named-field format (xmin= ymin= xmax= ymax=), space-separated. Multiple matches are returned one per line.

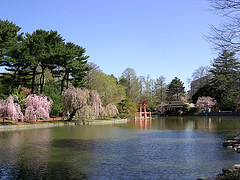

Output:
xmin=197 ymin=134 xmax=240 ymax=180
xmin=0 ymin=119 xmax=128 ymax=132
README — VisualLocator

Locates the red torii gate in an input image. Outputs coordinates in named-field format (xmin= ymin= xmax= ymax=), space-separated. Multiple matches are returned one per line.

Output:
xmin=135 ymin=101 xmax=152 ymax=120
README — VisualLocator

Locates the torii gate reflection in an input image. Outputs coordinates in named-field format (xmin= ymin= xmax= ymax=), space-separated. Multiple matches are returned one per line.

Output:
xmin=134 ymin=101 xmax=152 ymax=129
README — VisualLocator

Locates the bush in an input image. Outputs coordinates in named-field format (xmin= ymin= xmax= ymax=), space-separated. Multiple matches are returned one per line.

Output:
xmin=117 ymin=99 xmax=137 ymax=119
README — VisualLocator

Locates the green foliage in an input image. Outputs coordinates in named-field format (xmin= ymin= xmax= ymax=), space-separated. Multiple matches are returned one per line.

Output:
xmin=185 ymin=105 xmax=191 ymax=112
xmin=117 ymin=99 xmax=137 ymax=119
xmin=192 ymin=84 xmax=222 ymax=104
xmin=54 ymin=42 xmax=90 ymax=93
xmin=86 ymin=64 xmax=126 ymax=106
xmin=146 ymin=102 xmax=157 ymax=112
xmin=210 ymin=50 xmax=240 ymax=109
xmin=0 ymin=20 xmax=90 ymax=98
xmin=43 ymin=81 xmax=62 ymax=116
xmin=154 ymin=76 xmax=167 ymax=104
xmin=167 ymin=77 xmax=185 ymax=101
xmin=13 ymin=89 xmax=26 ymax=101
xmin=0 ymin=19 xmax=21 ymax=58
xmin=0 ymin=74 xmax=17 ymax=98
xmin=23 ymin=29 xmax=65 ymax=93
xmin=12 ymin=88 xmax=27 ymax=113
xmin=0 ymin=122 xmax=17 ymax=126
xmin=192 ymin=50 xmax=240 ymax=110
xmin=119 ymin=68 xmax=140 ymax=103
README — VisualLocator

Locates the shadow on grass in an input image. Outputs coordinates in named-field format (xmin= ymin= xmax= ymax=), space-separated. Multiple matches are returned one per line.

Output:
xmin=0 ymin=122 xmax=17 ymax=126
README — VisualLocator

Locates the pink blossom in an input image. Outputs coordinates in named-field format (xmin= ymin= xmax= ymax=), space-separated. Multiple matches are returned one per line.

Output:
xmin=24 ymin=94 xmax=53 ymax=121
xmin=0 ymin=96 xmax=24 ymax=122
xmin=196 ymin=96 xmax=217 ymax=108
xmin=63 ymin=87 xmax=118 ymax=119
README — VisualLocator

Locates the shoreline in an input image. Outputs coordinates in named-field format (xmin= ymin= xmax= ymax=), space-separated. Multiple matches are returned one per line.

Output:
xmin=0 ymin=119 xmax=128 ymax=132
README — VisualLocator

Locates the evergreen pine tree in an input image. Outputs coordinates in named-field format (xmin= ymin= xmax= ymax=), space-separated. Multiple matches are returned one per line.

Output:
xmin=210 ymin=50 xmax=240 ymax=109
xmin=167 ymin=77 xmax=185 ymax=101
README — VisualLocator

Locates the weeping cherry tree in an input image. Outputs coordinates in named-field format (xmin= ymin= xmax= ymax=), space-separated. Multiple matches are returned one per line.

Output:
xmin=24 ymin=94 xmax=53 ymax=121
xmin=62 ymin=87 xmax=90 ymax=121
xmin=0 ymin=95 xmax=24 ymax=122
xmin=62 ymin=87 xmax=118 ymax=121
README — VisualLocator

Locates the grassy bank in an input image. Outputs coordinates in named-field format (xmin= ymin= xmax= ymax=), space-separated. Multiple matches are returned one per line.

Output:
xmin=0 ymin=117 xmax=128 ymax=132
xmin=0 ymin=116 xmax=122 ymax=126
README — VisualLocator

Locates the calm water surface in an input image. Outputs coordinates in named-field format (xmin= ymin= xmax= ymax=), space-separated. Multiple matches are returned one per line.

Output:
xmin=1 ymin=116 xmax=240 ymax=179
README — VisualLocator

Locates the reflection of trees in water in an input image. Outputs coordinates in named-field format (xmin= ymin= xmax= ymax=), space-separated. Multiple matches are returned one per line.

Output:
xmin=0 ymin=129 xmax=54 ymax=179
xmin=0 ymin=161 xmax=88 ymax=179
xmin=147 ymin=116 xmax=240 ymax=132
xmin=0 ymin=129 xmax=90 ymax=179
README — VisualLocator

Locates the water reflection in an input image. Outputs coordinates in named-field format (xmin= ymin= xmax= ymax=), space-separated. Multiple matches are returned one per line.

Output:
xmin=132 ymin=116 xmax=240 ymax=134
xmin=135 ymin=118 xmax=152 ymax=130
xmin=1 ymin=116 xmax=240 ymax=179
xmin=0 ymin=129 xmax=52 ymax=179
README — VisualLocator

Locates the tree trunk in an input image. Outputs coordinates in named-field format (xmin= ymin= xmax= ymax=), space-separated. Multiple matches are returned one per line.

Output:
xmin=17 ymin=70 xmax=21 ymax=89
xmin=66 ymin=72 xmax=69 ymax=89
xmin=69 ymin=109 xmax=76 ymax=121
xmin=31 ymin=67 xmax=37 ymax=94
xmin=61 ymin=73 xmax=67 ymax=94
xmin=40 ymin=67 xmax=45 ymax=94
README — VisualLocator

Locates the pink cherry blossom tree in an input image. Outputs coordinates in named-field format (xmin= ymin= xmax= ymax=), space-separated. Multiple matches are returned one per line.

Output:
xmin=63 ymin=87 xmax=119 ymax=120
xmin=89 ymin=90 xmax=102 ymax=118
xmin=63 ymin=87 xmax=89 ymax=121
xmin=196 ymin=96 xmax=217 ymax=108
xmin=0 ymin=96 xmax=24 ymax=122
xmin=75 ymin=89 xmax=104 ymax=120
xmin=101 ymin=103 xmax=119 ymax=117
xmin=24 ymin=94 xmax=53 ymax=121
xmin=0 ymin=100 xmax=7 ymax=121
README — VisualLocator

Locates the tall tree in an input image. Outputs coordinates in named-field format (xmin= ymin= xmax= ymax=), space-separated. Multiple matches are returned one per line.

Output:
xmin=210 ymin=50 xmax=240 ymax=108
xmin=39 ymin=30 xmax=64 ymax=94
xmin=191 ymin=66 xmax=210 ymax=82
xmin=23 ymin=30 xmax=45 ymax=93
xmin=86 ymin=63 xmax=125 ymax=105
xmin=0 ymin=19 xmax=21 ymax=60
xmin=24 ymin=30 xmax=64 ymax=94
xmin=1 ymin=41 xmax=30 ymax=90
xmin=138 ymin=75 xmax=155 ymax=103
xmin=155 ymin=76 xmax=167 ymax=103
xmin=0 ymin=20 xmax=24 ymax=93
xmin=54 ymin=42 xmax=89 ymax=93
xmin=119 ymin=68 xmax=140 ymax=102
xmin=143 ymin=75 xmax=155 ymax=102
xmin=167 ymin=77 xmax=185 ymax=101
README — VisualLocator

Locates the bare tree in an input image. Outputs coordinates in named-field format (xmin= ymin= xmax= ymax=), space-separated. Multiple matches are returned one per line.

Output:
xmin=191 ymin=66 xmax=210 ymax=81
xmin=188 ymin=66 xmax=210 ymax=86
xmin=208 ymin=0 xmax=240 ymax=53
xmin=209 ymin=0 xmax=240 ymax=15
xmin=189 ymin=66 xmax=211 ymax=97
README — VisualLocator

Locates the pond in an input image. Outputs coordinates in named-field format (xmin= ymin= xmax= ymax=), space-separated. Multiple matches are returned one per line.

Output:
xmin=1 ymin=116 xmax=240 ymax=179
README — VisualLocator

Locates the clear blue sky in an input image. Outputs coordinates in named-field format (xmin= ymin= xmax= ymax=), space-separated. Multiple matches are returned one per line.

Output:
xmin=1 ymin=0 xmax=223 ymax=89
